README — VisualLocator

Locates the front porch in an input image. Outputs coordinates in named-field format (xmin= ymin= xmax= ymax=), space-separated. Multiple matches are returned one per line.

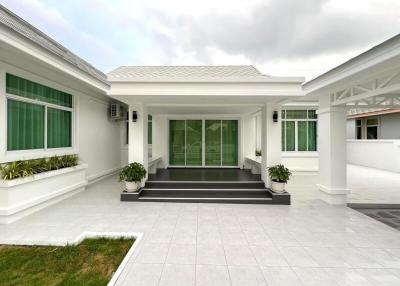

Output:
xmin=121 ymin=168 xmax=290 ymax=204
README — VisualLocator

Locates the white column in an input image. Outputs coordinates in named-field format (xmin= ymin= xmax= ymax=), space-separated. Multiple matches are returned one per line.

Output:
xmin=317 ymin=96 xmax=349 ymax=204
xmin=261 ymin=103 xmax=282 ymax=185
xmin=128 ymin=102 xmax=148 ymax=177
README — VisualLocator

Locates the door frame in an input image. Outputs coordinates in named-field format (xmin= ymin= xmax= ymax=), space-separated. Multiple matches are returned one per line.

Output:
xmin=167 ymin=115 xmax=241 ymax=168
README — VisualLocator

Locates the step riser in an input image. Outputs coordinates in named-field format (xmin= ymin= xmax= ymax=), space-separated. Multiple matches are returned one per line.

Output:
xmin=141 ymin=189 xmax=268 ymax=196
xmin=137 ymin=198 xmax=273 ymax=204
xmin=145 ymin=182 xmax=265 ymax=189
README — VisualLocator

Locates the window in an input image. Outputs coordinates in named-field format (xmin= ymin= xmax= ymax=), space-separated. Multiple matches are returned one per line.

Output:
xmin=366 ymin=118 xmax=379 ymax=139
xmin=356 ymin=120 xmax=362 ymax=140
xmin=6 ymin=74 xmax=73 ymax=151
xmin=148 ymin=114 xmax=152 ymax=145
xmin=354 ymin=118 xmax=379 ymax=140
xmin=281 ymin=109 xmax=317 ymax=152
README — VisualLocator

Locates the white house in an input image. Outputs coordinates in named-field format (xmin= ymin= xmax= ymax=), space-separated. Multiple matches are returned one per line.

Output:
xmin=0 ymin=5 xmax=400 ymax=223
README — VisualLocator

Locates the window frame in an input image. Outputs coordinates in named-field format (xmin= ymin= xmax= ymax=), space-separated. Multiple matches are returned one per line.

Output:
xmin=355 ymin=117 xmax=380 ymax=140
xmin=365 ymin=117 xmax=380 ymax=140
xmin=281 ymin=109 xmax=318 ymax=152
xmin=5 ymin=84 xmax=75 ymax=153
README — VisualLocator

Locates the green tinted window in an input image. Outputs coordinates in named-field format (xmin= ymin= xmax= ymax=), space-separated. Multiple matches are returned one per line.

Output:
xmin=47 ymin=108 xmax=72 ymax=148
xmin=222 ymin=120 xmax=238 ymax=166
xmin=286 ymin=110 xmax=307 ymax=119
xmin=7 ymin=99 xmax=45 ymax=150
xmin=186 ymin=120 xmax=202 ymax=166
xmin=308 ymin=121 xmax=317 ymax=151
xmin=205 ymin=120 xmax=221 ymax=166
xmin=6 ymin=73 xmax=72 ymax=108
xmin=169 ymin=120 xmax=186 ymax=165
xmin=308 ymin=110 xmax=317 ymax=119
xmin=285 ymin=121 xmax=295 ymax=151
xmin=297 ymin=121 xmax=307 ymax=151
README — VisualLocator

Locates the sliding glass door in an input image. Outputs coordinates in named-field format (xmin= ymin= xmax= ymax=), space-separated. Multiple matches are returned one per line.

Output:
xmin=205 ymin=120 xmax=221 ymax=166
xmin=222 ymin=120 xmax=238 ymax=166
xmin=186 ymin=120 xmax=202 ymax=166
xmin=169 ymin=119 xmax=238 ymax=167
xmin=169 ymin=120 xmax=186 ymax=165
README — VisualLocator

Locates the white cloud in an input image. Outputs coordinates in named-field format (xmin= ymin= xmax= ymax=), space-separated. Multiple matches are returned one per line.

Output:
xmin=1 ymin=0 xmax=399 ymax=79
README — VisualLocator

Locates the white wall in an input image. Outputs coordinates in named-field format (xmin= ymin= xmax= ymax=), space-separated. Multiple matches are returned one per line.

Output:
xmin=77 ymin=95 xmax=121 ymax=181
xmin=347 ymin=139 xmax=400 ymax=173
xmin=381 ymin=113 xmax=400 ymax=139
xmin=346 ymin=119 xmax=356 ymax=139
xmin=282 ymin=153 xmax=319 ymax=172
xmin=0 ymin=60 xmax=122 ymax=183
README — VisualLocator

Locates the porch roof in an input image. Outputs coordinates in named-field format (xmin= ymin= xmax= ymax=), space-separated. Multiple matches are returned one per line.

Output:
xmin=107 ymin=65 xmax=304 ymax=83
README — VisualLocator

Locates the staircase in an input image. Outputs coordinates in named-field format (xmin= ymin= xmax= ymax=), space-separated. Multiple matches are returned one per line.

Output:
xmin=121 ymin=180 xmax=290 ymax=205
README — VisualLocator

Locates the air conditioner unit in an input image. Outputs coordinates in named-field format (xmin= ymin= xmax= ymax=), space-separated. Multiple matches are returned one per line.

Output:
xmin=110 ymin=103 xmax=124 ymax=120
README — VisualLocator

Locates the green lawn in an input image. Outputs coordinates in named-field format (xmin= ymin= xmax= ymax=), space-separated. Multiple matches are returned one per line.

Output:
xmin=0 ymin=237 xmax=134 ymax=286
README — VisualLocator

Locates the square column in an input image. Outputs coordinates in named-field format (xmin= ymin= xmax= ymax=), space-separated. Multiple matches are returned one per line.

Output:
xmin=317 ymin=100 xmax=349 ymax=204
xmin=261 ymin=104 xmax=282 ymax=185
xmin=128 ymin=103 xmax=148 ymax=176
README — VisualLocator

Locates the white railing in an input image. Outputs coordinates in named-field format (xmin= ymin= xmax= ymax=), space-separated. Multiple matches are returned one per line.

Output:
xmin=347 ymin=139 xmax=400 ymax=173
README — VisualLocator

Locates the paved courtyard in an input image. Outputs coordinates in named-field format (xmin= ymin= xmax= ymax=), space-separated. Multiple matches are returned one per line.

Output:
xmin=1 ymin=171 xmax=400 ymax=286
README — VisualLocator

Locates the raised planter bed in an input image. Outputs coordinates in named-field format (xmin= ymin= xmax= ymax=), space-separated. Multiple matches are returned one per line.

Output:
xmin=0 ymin=164 xmax=88 ymax=224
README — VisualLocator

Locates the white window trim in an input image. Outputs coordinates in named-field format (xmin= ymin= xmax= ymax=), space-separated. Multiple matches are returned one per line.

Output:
xmin=5 ymin=92 xmax=75 ymax=154
xmin=281 ymin=109 xmax=318 ymax=152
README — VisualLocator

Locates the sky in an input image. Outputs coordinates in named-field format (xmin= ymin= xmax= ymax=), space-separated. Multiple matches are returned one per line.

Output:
xmin=1 ymin=0 xmax=400 ymax=80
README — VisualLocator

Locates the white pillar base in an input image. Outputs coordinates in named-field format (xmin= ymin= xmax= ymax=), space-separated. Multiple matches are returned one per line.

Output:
xmin=317 ymin=184 xmax=350 ymax=205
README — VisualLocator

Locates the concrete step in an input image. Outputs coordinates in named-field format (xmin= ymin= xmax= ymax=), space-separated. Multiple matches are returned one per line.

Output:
xmin=145 ymin=181 xmax=266 ymax=189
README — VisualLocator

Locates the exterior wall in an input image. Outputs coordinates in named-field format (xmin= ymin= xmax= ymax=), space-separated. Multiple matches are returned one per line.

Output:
xmin=380 ymin=113 xmax=400 ymax=139
xmin=0 ymin=60 xmax=121 ymax=183
xmin=347 ymin=113 xmax=400 ymax=140
xmin=346 ymin=118 xmax=356 ymax=139
xmin=347 ymin=139 xmax=400 ymax=173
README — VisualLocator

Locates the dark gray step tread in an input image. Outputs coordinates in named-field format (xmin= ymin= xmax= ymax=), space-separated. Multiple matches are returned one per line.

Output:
xmin=140 ymin=192 xmax=271 ymax=199
xmin=146 ymin=181 xmax=264 ymax=183
xmin=142 ymin=188 xmax=268 ymax=191
xmin=139 ymin=197 xmax=272 ymax=200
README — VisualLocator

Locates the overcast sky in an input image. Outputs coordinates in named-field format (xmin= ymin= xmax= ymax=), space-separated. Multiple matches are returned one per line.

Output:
xmin=1 ymin=0 xmax=400 ymax=80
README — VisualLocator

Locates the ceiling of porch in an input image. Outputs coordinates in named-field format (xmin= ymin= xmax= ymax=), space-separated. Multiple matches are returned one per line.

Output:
xmin=147 ymin=104 xmax=261 ymax=115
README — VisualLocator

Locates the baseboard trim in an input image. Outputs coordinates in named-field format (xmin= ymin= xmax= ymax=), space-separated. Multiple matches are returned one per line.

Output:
xmin=87 ymin=167 xmax=121 ymax=185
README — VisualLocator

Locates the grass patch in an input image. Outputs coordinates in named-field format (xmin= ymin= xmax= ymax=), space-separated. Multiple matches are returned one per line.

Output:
xmin=0 ymin=237 xmax=134 ymax=286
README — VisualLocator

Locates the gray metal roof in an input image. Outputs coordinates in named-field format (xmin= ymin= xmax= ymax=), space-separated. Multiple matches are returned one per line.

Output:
xmin=0 ymin=5 xmax=108 ymax=85
xmin=107 ymin=65 xmax=270 ymax=82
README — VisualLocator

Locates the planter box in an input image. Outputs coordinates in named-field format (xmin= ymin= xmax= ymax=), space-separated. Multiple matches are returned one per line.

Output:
xmin=0 ymin=164 xmax=88 ymax=224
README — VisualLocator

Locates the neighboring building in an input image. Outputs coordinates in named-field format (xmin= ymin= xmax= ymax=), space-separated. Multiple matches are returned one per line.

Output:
xmin=347 ymin=109 xmax=400 ymax=139
xmin=0 ymin=5 xmax=400 ymax=223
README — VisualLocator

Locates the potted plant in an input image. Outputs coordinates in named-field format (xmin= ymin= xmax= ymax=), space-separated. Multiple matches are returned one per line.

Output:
xmin=267 ymin=164 xmax=292 ymax=193
xmin=119 ymin=162 xmax=147 ymax=192
xmin=255 ymin=150 xmax=262 ymax=157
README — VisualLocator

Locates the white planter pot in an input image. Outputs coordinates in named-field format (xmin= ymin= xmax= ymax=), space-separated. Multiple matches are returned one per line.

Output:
xmin=271 ymin=181 xmax=286 ymax=193
xmin=125 ymin=181 xmax=141 ymax=192
xmin=0 ymin=164 xmax=88 ymax=224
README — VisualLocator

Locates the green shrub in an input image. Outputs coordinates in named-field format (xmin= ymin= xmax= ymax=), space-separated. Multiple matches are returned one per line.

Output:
xmin=0 ymin=155 xmax=79 ymax=181
xmin=267 ymin=164 xmax=292 ymax=183
xmin=255 ymin=150 xmax=262 ymax=157
xmin=119 ymin=162 xmax=147 ymax=183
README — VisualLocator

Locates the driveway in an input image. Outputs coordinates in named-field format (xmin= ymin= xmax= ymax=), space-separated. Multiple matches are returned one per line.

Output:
xmin=0 ymin=175 xmax=400 ymax=285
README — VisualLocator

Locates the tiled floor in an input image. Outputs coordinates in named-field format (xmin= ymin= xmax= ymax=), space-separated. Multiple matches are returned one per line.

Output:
xmin=353 ymin=208 xmax=400 ymax=230
xmin=0 ymin=168 xmax=400 ymax=285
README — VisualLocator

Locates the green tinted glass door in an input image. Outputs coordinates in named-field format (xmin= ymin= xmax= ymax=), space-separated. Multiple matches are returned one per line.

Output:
xmin=222 ymin=120 xmax=238 ymax=166
xmin=186 ymin=120 xmax=202 ymax=166
xmin=205 ymin=120 xmax=221 ymax=166
xmin=169 ymin=120 xmax=186 ymax=165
